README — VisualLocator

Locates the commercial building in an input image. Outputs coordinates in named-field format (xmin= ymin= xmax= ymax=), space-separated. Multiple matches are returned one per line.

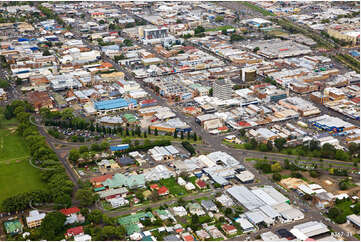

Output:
xmin=94 ymin=98 xmax=137 ymax=114
xmin=213 ymin=79 xmax=232 ymax=100
xmin=290 ymin=221 xmax=330 ymax=240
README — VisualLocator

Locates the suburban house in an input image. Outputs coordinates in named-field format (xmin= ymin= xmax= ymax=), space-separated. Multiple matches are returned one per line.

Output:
xmin=60 ymin=207 xmax=85 ymax=225
xmin=172 ymin=206 xmax=188 ymax=217
xmin=221 ymin=224 xmax=238 ymax=235
xmin=65 ymin=226 xmax=84 ymax=239
xmin=26 ymin=210 xmax=46 ymax=228
xmin=196 ymin=179 xmax=207 ymax=189
xmin=186 ymin=203 xmax=206 ymax=216
xmin=201 ymin=200 xmax=219 ymax=213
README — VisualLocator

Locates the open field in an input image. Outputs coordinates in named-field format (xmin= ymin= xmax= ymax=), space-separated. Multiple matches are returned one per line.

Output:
xmin=0 ymin=111 xmax=46 ymax=207
xmin=0 ymin=159 xmax=47 ymax=206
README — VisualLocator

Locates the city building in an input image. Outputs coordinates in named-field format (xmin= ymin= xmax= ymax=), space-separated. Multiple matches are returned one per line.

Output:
xmin=213 ymin=79 xmax=232 ymax=100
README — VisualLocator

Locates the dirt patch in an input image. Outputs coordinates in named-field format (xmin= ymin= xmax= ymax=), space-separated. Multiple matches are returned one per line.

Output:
xmin=339 ymin=222 xmax=359 ymax=235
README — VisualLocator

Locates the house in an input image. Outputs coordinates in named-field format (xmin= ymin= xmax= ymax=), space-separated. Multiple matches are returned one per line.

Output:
xmin=163 ymin=234 xmax=181 ymax=241
xmin=60 ymin=207 xmax=85 ymax=225
xmin=26 ymin=210 xmax=46 ymax=228
xmin=74 ymin=234 xmax=92 ymax=241
xmin=150 ymin=184 xmax=160 ymax=191
xmin=216 ymin=194 xmax=234 ymax=207
xmin=65 ymin=226 xmax=84 ymax=239
xmin=108 ymin=197 xmax=129 ymax=208
xmin=186 ymin=203 xmax=205 ymax=216
xmin=143 ymin=190 xmax=152 ymax=200
xmin=154 ymin=209 xmax=175 ymax=221
xmin=203 ymin=224 xmax=224 ymax=239
xmin=196 ymin=229 xmax=210 ymax=240
xmin=185 ymin=182 xmax=195 ymax=191
xmin=221 ymin=224 xmax=238 ymax=235
xmin=4 ymin=219 xmax=23 ymax=235
xmin=158 ymin=186 xmax=169 ymax=196
xmin=201 ymin=200 xmax=219 ymax=213
xmin=172 ymin=206 xmax=188 ymax=217
xmin=181 ymin=233 xmax=195 ymax=241
xmin=196 ymin=179 xmax=207 ymax=189
xmin=90 ymin=174 xmax=112 ymax=186
xmin=178 ymin=177 xmax=186 ymax=186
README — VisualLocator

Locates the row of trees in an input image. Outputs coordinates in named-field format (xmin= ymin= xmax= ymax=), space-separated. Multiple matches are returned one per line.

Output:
xmin=1 ymin=101 xmax=74 ymax=212
xmin=241 ymin=133 xmax=360 ymax=162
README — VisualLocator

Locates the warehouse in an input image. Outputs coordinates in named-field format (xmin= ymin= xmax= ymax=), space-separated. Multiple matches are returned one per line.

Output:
xmin=94 ymin=98 xmax=137 ymax=113
xmin=259 ymin=205 xmax=281 ymax=221
xmin=207 ymin=151 xmax=241 ymax=167
xmin=245 ymin=209 xmax=273 ymax=226
xmin=227 ymin=185 xmax=265 ymax=210
xmin=235 ymin=170 xmax=255 ymax=183
xmin=290 ymin=221 xmax=329 ymax=240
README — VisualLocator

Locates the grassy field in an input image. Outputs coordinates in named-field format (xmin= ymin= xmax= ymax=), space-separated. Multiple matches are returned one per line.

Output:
xmin=0 ymin=110 xmax=46 ymax=206
xmin=0 ymin=159 xmax=47 ymax=205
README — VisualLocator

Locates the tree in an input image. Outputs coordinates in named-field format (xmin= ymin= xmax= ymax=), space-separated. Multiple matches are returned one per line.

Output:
xmin=230 ymin=34 xmax=243 ymax=42
xmin=266 ymin=140 xmax=273 ymax=151
xmin=193 ymin=132 xmax=197 ymax=141
xmin=274 ymin=138 xmax=286 ymax=151
xmin=272 ymin=173 xmax=282 ymax=182
xmin=271 ymin=162 xmax=282 ymax=172
xmin=76 ymin=188 xmax=98 ymax=207
xmin=253 ymin=47 xmax=260 ymax=52
xmin=215 ymin=16 xmax=224 ymax=22
xmin=40 ymin=212 xmax=66 ymax=240
xmin=151 ymin=189 xmax=159 ymax=202
xmin=334 ymin=215 xmax=347 ymax=224
xmin=222 ymin=29 xmax=228 ymax=35
xmin=42 ymin=49 xmax=51 ymax=56
xmin=154 ymin=128 xmax=158 ymax=136
xmin=123 ymin=39 xmax=133 ymax=46
xmin=225 ymin=207 xmax=233 ymax=216
xmin=173 ymin=130 xmax=178 ymax=139
xmin=0 ymin=79 xmax=9 ymax=89
xmin=180 ymin=131 xmax=184 ymax=139
xmin=69 ymin=148 xmax=80 ymax=163
xmin=79 ymin=145 xmax=89 ymax=154
xmin=309 ymin=170 xmax=320 ymax=178
xmin=208 ymin=88 xmax=213 ymax=96
xmin=194 ymin=26 xmax=205 ymax=35
xmin=88 ymin=209 xmax=103 ymax=224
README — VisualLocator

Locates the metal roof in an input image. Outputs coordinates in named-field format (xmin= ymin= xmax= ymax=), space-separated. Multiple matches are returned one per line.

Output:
xmin=227 ymin=185 xmax=265 ymax=211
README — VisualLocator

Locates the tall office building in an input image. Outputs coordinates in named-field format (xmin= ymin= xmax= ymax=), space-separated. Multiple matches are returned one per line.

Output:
xmin=213 ymin=79 xmax=232 ymax=100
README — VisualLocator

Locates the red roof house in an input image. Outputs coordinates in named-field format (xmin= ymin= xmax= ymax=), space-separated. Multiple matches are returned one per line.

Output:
xmin=65 ymin=226 xmax=84 ymax=238
xmin=221 ymin=224 xmax=237 ymax=235
xmin=150 ymin=184 xmax=160 ymax=190
xmin=182 ymin=234 xmax=195 ymax=241
xmin=60 ymin=207 xmax=80 ymax=216
xmin=90 ymin=174 xmax=112 ymax=185
xmin=196 ymin=180 xmax=207 ymax=189
xmin=158 ymin=186 xmax=169 ymax=196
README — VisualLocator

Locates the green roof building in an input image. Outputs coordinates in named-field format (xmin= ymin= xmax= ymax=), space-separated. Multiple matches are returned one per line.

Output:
xmin=4 ymin=219 xmax=23 ymax=235
xmin=125 ymin=224 xmax=141 ymax=235
xmin=102 ymin=173 xmax=145 ymax=189
xmin=123 ymin=113 xmax=138 ymax=124
xmin=118 ymin=212 xmax=154 ymax=227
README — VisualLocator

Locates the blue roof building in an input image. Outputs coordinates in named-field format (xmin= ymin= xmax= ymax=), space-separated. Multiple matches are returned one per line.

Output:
xmin=110 ymin=144 xmax=130 ymax=152
xmin=94 ymin=98 xmax=137 ymax=111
